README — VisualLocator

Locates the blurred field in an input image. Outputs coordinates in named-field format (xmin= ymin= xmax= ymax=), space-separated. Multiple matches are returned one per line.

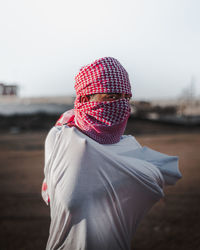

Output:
xmin=0 ymin=126 xmax=200 ymax=249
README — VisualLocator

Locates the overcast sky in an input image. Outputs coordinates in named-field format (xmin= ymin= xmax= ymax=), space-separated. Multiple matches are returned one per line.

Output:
xmin=0 ymin=0 xmax=199 ymax=99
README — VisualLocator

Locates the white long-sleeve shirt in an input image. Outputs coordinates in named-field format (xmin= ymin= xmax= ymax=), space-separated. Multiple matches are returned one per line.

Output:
xmin=42 ymin=126 xmax=181 ymax=250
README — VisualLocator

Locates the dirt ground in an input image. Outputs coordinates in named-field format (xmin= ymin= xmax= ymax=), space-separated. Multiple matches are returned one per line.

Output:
xmin=0 ymin=129 xmax=200 ymax=250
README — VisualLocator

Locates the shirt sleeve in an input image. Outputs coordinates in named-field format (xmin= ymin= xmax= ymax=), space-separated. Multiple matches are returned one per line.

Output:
xmin=131 ymin=146 xmax=182 ymax=186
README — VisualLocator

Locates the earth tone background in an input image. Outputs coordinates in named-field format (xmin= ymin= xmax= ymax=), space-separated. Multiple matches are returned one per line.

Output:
xmin=0 ymin=120 xmax=200 ymax=250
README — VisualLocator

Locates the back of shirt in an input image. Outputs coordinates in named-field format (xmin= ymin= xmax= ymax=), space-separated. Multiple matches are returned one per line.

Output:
xmin=42 ymin=126 xmax=181 ymax=250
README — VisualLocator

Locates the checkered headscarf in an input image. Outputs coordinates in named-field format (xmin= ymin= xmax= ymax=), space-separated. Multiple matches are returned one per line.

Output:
xmin=56 ymin=57 xmax=132 ymax=144
xmin=75 ymin=57 xmax=131 ymax=96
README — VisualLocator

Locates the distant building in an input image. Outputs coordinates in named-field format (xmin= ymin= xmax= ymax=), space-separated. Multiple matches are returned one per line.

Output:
xmin=0 ymin=83 xmax=18 ymax=96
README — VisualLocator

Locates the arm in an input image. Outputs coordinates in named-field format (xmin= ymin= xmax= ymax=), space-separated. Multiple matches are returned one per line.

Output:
xmin=131 ymin=146 xmax=182 ymax=186
xmin=41 ymin=126 xmax=61 ymax=205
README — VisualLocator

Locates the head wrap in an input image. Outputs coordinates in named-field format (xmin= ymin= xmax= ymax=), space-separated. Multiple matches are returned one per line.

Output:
xmin=75 ymin=57 xmax=131 ymax=96
xmin=56 ymin=57 xmax=132 ymax=144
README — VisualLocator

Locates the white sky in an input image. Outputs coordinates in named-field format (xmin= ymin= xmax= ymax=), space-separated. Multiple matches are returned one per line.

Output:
xmin=0 ymin=0 xmax=199 ymax=99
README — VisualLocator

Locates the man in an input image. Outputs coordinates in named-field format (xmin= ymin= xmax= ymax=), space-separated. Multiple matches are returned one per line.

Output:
xmin=42 ymin=57 xmax=181 ymax=250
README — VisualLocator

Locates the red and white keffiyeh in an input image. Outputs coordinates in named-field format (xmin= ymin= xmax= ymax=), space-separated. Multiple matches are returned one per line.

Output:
xmin=56 ymin=57 xmax=132 ymax=144
xmin=75 ymin=57 xmax=131 ymax=96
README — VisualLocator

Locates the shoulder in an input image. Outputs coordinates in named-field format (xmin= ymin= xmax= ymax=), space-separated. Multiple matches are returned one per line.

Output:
xmin=45 ymin=126 xmax=62 ymax=146
xmin=45 ymin=125 xmax=76 ymax=148
xmin=120 ymin=134 xmax=142 ymax=149
xmin=44 ymin=126 xmax=71 ymax=163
